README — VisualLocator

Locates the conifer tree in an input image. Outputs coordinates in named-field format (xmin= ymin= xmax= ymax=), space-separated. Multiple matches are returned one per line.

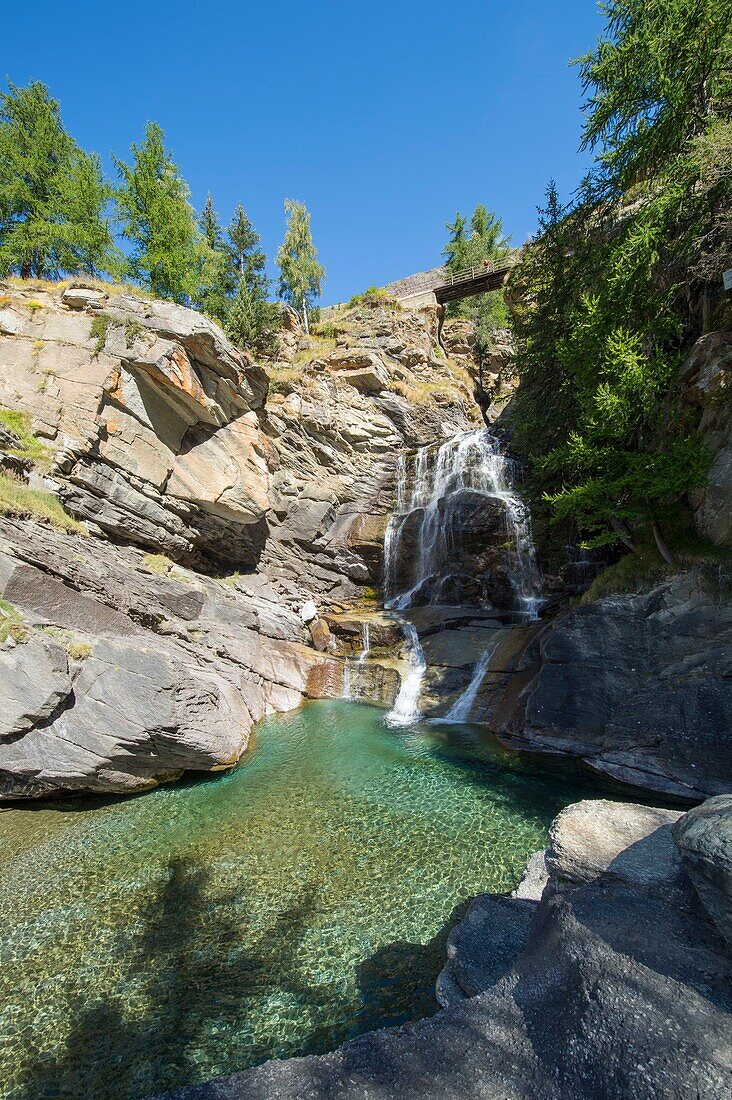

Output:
xmin=0 ymin=81 xmax=116 ymax=279
xmin=224 ymin=204 xmax=279 ymax=356
xmin=275 ymin=200 xmax=324 ymax=332
xmin=196 ymin=193 xmax=229 ymax=320
xmin=442 ymin=213 xmax=468 ymax=269
xmin=114 ymin=122 xmax=205 ymax=303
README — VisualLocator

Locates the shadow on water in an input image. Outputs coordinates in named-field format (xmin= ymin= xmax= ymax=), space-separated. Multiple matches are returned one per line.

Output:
xmin=13 ymin=858 xmax=351 ymax=1100
xmin=355 ymin=900 xmax=470 ymax=1030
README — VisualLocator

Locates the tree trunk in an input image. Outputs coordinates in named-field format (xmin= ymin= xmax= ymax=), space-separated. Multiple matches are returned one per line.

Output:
xmin=652 ymin=521 xmax=675 ymax=565
xmin=611 ymin=516 xmax=637 ymax=554
xmin=302 ymin=297 xmax=309 ymax=335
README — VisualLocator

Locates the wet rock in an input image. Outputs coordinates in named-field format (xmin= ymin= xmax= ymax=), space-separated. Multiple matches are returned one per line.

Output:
xmin=674 ymin=794 xmax=732 ymax=948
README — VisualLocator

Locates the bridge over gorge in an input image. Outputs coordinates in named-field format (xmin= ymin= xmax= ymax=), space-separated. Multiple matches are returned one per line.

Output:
xmin=382 ymin=257 xmax=519 ymax=309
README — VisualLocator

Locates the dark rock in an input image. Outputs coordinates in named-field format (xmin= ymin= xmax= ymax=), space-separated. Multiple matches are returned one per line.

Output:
xmin=499 ymin=575 xmax=732 ymax=800
xmin=674 ymin=794 xmax=732 ymax=949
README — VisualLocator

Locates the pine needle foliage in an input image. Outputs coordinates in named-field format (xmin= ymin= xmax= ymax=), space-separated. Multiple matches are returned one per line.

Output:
xmin=509 ymin=0 xmax=731 ymax=549
xmin=0 ymin=81 xmax=117 ymax=279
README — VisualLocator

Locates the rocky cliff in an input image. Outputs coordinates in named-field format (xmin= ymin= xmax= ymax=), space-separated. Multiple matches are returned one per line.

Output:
xmin=0 ymin=279 xmax=479 ymax=798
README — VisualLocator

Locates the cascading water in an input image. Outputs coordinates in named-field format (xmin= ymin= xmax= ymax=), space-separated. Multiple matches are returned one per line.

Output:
xmin=444 ymin=647 xmax=495 ymax=723
xmin=383 ymin=428 xmax=542 ymax=619
xmin=385 ymin=621 xmax=427 ymax=728
xmin=384 ymin=428 xmax=543 ymax=727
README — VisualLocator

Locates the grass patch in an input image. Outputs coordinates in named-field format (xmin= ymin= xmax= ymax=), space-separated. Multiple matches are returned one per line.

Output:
xmin=66 ymin=639 xmax=92 ymax=661
xmin=0 ymin=408 xmax=49 ymax=464
xmin=293 ymin=335 xmax=336 ymax=365
xmin=348 ymin=286 xmax=401 ymax=311
xmin=0 ymin=295 xmax=11 ymax=308
xmin=312 ymin=319 xmax=345 ymax=341
xmin=90 ymin=313 xmax=114 ymax=357
xmin=388 ymin=378 xmax=463 ymax=406
xmin=26 ymin=299 xmax=44 ymax=315
xmin=0 ymin=472 xmax=86 ymax=534
xmin=582 ymin=525 xmax=732 ymax=603
xmin=141 ymin=552 xmax=175 ymax=576
xmin=0 ymin=600 xmax=27 ymax=645
xmin=124 ymin=318 xmax=145 ymax=347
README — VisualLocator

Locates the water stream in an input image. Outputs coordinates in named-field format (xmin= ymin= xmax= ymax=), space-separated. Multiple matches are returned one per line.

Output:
xmin=384 ymin=621 xmax=427 ymax=727
xmin=0 ymin=701 xmax=594 ymax=1100
xmin=383 ymin=428 xmax=542 ymax=618
xmin=444 ymin=648 xmax=496 ymax=723
xmin=384 ymin=428 xmax=542 ymax=726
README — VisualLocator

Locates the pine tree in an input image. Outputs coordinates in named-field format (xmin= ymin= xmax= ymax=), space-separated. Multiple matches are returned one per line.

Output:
xmin=56 ymin=151 xmax=117 ymax=278
xmin=275 ymin=200 xmax=324 ymax=332
xmin=0 ymin=80 xmax=116 ymax=279
xmin=196 ymin=193 xmax=229 ymax=320
xmin=114 ymin=122 xmax=205 ymax=303
xmin=227 ymin=204 xmax=264 ymax=282
xmin=224 ymin=205 xmax=279 ymax=356
xmin=442 ymin=213 xmax=468 ymax=269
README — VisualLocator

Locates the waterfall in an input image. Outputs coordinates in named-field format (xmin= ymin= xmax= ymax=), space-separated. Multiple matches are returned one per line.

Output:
xmin=342 ymin=622 xmax=371 ymax=699
xmin=384 ymin=620 xmax=427 ymax=727
xmin=357 ymin=622 xmax=370 ymax=665
xmin=383 ymin=428 xmax=542 ymax=619
xmin=444 ymin=648 xmax=495 ymax=723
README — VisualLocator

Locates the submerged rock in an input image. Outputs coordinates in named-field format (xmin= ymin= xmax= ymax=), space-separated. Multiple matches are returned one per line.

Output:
xmin=154 ymin=797 xmax=732 ymax=1100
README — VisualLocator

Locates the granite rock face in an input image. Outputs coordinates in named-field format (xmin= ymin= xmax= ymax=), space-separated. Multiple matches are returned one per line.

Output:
xmin=498 ymin=574 xmax=732 ymax=801
xmin=0 ymin=283 xmax=271 ymax=567
xmin=0 ymin=517 xmax=335 ymax=799
xmin=0 ymin=286 xmax=482 ymax=796
xmin=155 ymin=798 xmax=732 ymax=1100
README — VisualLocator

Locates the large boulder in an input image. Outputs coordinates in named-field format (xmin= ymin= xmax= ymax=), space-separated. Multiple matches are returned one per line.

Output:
xmin=0 ymin=637 xmax=251 ymax=799
xmin=498 ymin=574 xmax=732 ymax=800
xmin=0 ymin=635 xmax=71 ymax=738
xmin=674 ymin=794 xmax=732 ymax=949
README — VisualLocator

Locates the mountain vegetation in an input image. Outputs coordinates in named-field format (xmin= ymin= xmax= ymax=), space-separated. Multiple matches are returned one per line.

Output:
xmin=0 ymin=83 xmax=326 ymax=354
xmin=442 ymin=204 xmax=512 ymax=358
xmin=508 ymin=0 xmax=732 ymax=552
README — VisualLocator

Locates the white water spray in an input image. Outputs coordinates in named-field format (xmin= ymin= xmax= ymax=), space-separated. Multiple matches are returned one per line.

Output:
xmin=444 ymin=648 xmax=495 ymax=723
xmin=383 ymin=429 xmax=542 ymax=619
xmin=385 ymin=620 xmax=427 ymax=727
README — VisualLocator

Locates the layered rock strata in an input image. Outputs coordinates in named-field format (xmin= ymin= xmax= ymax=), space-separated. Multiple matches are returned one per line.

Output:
xmin=0 ymin=282 xmax=479 ymax=796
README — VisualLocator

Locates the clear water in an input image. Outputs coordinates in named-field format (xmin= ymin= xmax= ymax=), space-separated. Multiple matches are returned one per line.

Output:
xmin=0 ymin=701 xmax=594 ymax=1100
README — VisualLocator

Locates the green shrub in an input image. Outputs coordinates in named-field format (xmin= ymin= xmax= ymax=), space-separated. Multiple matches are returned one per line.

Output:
xmin=0 ymin=599 xmax=27 ymax=644
xmin=348 ymin=286 xmax=401 ymax=311
xmin=89 ymin=312 xmax=113 ymax=357
xmin=0 ymin=408 xmax=48 ymax=464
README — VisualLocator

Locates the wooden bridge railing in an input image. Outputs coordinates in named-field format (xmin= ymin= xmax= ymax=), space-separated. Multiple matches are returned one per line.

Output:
xmin=441 ymin=255 xmax=519 ymax=287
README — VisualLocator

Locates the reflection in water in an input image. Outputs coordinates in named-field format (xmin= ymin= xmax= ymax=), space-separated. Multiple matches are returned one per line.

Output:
xmin=0 ymin=700 xmax=591 ymax=1099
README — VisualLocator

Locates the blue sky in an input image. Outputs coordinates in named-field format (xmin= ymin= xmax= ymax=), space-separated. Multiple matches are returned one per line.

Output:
xmin=5 ymin=1 xmax=604 ymax=303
